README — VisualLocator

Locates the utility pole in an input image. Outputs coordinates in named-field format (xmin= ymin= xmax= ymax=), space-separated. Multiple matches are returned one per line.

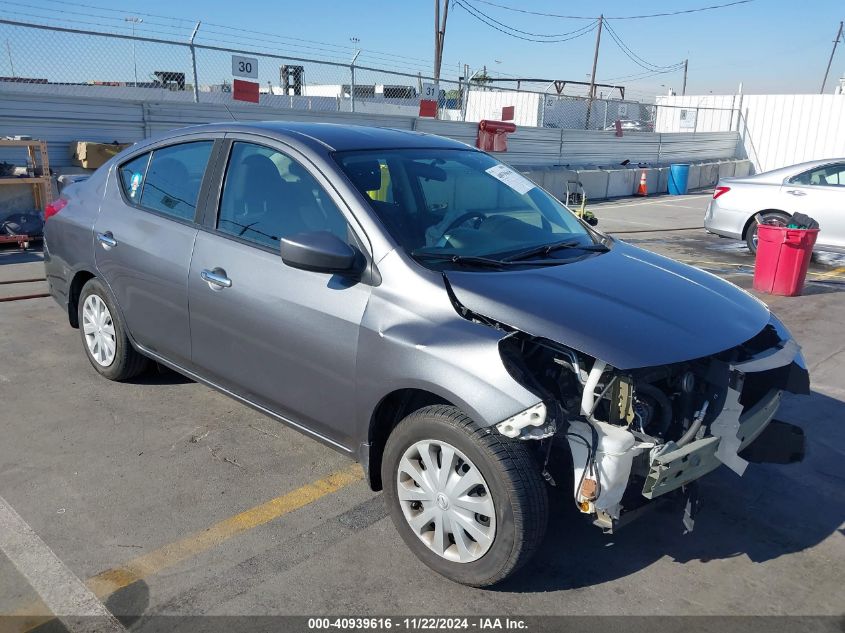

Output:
xmin=682 ymin=58 xmax=688 ymax=95
xmin=433 ymin=0 xmax=450 ymax=90
xmin=5 ymin=39 xmax=14 ymax=77
xmin=125 ymin=16 xmax=143 ymax=87
xmin=820 ymin=21 xmax=843 ymax=94
xmin=585 ymin=15 xmax=603 ymax=129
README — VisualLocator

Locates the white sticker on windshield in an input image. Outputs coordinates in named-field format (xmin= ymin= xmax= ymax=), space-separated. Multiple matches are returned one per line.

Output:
xmin=485 ymin=164 xmax=535 ymax=195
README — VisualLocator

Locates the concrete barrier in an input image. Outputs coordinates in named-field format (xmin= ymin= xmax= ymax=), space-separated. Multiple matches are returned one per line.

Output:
xmin=576 ymin=170 xmax=609 ymax=200
xmin=518 ymin=158 xmax=748 ymax=200
xmin=717 ymin=161 xmax=736 ymax=179
xmin=685 ymin=164 xmax=701 ymax=190
xmin=699 ymin=162 xmax=720 ymax=188
xmin=656 ymin=167 xmax=670 ymax=194
xmin=606 ymin=169 xmax=637 ymax=198
xmin=734 ymin=160 xmax=753 ymax=177
xmin=542 ymin=168 xmax=579 ymax=200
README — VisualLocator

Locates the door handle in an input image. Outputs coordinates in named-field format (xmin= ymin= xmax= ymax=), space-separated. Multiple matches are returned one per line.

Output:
xmin=786 ymin=189 xmax=807 ymax=196
xmin=96 ymin=231 xmax=117 ymax=249
xmin=200 ymin=268 xmax=232 ymax=289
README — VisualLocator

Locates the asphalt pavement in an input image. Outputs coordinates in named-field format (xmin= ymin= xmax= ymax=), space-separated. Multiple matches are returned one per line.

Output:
xmin=0 ymin=194 xmax=843 ymax=629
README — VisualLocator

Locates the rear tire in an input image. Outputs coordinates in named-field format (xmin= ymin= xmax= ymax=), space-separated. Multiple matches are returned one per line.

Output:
xmin=78 ymin=278 xmax=148 ymax=381
xmin=382 ymin=405 xmax=548 ymax=587
xmin=746 ymin=211 xmax=790 ymax=254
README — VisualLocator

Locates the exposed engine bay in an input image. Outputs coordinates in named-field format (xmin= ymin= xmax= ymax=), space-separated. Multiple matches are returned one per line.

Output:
xmin=491 ymin=319 xmax=810 ymax=533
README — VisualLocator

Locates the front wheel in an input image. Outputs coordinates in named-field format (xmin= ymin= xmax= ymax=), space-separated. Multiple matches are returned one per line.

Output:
xmin=746 ymin=211 xmax=790 ymax=254
xmin=382 ymin=405 xmax=548 ymax=587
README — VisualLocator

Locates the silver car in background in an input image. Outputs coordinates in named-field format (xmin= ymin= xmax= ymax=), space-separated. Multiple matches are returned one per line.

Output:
xmin=704 ymin=158 xmax=845 ymax=253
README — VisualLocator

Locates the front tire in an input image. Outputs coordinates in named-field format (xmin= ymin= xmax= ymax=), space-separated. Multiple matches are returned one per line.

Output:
xmin=78 ymin=278 xmax=148 ymax=381
xmin=746 ymin=211 xmax=790 ymax=254
xmin=382 ymin=405 xmax=548 ymax=587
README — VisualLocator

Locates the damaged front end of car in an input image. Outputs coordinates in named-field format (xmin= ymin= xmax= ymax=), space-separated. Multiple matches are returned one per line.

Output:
xmin=494 ymin=319 xmax=809 ymax=533
xmin=438 ymin=238 xmax=811 ymax=534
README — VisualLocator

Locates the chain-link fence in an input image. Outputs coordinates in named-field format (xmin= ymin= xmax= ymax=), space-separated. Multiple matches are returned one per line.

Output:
xmin=0 ymin=17 xmax=737 ymax=132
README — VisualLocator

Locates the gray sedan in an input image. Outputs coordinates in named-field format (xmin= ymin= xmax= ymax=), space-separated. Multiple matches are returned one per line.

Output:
xmin=44 ymin=122 xmax=808 ymax=586
xmin=704 ymin=158 xmax=845 ymax=253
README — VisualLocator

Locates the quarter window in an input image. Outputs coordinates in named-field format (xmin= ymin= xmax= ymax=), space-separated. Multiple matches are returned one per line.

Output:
xmin=217 ymin=142 xmax=348 ymax=249
xmin=139 ymin=141 xmax=213 ymax=220
xmin=118 ymin=153 xmax=150 ymax=202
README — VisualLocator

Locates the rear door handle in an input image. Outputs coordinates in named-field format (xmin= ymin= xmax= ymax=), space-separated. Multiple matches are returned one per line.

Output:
xmin=786 ymin=189 xmax=807 ymax=196
xmin=96 ymin=231 xmax=117 ymax=249
xmin=200 ymin=268 xmax=232 ymax=289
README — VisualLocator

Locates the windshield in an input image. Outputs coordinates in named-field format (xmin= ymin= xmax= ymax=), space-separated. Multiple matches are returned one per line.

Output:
xmin=333 ymin=149 xmax=603 ymax=269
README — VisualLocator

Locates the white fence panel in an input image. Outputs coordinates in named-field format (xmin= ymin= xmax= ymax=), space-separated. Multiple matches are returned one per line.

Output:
xmin=656 ymin=94 xmax=845 ymax=172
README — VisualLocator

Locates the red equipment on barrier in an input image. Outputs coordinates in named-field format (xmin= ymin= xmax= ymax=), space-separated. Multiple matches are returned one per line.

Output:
xmin=753 ymin=224 xmax=819 ymax=297
xmin=476 ymin=120 xmax=516 ymax=152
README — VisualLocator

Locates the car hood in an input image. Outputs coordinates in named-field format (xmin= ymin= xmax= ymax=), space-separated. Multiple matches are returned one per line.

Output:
xmin=444 ymin=240 xmax=771 ymax=369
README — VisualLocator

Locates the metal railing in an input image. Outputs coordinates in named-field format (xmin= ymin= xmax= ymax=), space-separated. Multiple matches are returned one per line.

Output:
xmin=0 ymin=17 xmax=737 ymax=132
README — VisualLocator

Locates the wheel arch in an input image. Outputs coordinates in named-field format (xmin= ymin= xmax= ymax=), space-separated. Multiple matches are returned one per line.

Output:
xmin=67 ymin=269 xmax=97 ymax=328
xmin=364 ymin=388 xmax=453 ymax=491
xmin=741 ymin=209 xmax=790 ymax=240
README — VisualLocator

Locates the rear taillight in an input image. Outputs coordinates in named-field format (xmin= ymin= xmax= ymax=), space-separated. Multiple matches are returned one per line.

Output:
xmin=713 ymin=186 xmax=730 ymax=200
xmin=44 ymin=197 xmax=68 ymax=220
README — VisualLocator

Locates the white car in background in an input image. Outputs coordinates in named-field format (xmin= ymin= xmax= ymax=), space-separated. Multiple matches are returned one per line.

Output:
xmin=704 ymin=158 xmax=845 ymax=254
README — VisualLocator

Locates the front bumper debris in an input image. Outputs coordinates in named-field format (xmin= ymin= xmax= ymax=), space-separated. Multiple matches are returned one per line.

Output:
xmin=642 ymin=389 xmax=782 ymax=499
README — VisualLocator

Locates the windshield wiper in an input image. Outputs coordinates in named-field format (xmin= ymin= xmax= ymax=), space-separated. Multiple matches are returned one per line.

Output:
xmin=501 ymin=240 xmax=609 ymax=262
xmin=411 ymin=251 xmax=508 ymax=268
xmin=411 ymin=250 xmax=573 ymax=268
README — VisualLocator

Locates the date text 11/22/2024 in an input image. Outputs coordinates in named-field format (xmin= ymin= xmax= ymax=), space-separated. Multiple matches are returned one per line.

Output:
xmin=307 ymin=617 xmax=528 ymax=630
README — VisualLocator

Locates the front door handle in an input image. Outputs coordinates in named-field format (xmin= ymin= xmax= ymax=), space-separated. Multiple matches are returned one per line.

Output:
xmin=786 ymin=189 xmax=807 ymax=196
xmin=96 ymin=231 xmax=117 ymax=249
xmin=200 ymin=268 xmax=232 ymax=289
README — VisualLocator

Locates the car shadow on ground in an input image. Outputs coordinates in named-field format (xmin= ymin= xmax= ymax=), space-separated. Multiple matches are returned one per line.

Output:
xmin=498 ymin=390 xmax=845 ymax=593
xmin=127 ymin=363 xmax=194 ymax=386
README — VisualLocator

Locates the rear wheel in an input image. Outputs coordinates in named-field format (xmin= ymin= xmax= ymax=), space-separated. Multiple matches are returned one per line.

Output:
xmin=382 ymin=405 xmax=548 ymax=587
xmin=78 ymin=278 xmax=148 ymax=381
xmin=746 ymin=211 xmax=790 ymax=254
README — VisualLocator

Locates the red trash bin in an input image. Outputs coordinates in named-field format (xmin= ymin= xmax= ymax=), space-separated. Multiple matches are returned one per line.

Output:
xmin=753 ymin=224 xmax=819 ymax=296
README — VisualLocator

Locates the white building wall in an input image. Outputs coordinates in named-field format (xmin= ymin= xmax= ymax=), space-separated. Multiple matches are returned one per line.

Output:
xmin=655 ymin=94 xmax=845 ymax=173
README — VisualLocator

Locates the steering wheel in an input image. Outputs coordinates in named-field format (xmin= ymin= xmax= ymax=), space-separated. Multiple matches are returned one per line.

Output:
xmin=443 ymin=211 xmax=488 ymax=234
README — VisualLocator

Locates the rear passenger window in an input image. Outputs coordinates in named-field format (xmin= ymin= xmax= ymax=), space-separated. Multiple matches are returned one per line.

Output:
xmin=139 ymin=141 xmax=213 ymax=221
xmin=118 ymin=153 xmax=150 ymax=202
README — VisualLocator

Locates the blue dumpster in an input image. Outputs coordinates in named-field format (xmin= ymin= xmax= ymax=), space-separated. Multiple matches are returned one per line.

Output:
xmin=668 ymin=163 xmax=690 ymax=195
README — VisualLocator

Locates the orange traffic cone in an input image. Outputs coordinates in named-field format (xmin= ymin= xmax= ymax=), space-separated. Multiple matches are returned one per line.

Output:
xmin=636 ymin=171 xmax=648 ymax=196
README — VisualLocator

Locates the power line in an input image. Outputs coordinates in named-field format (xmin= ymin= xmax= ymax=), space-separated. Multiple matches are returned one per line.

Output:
xmin=10 ymin=0 xmax=464 ymax=72
xmin=454 ymin=0 xmax=598 ymax=43
xmin=457 ymin=0 xmax=600 ymax=38
xmin=468 ymin=0 xmax=753 ymax=20
xmin=602 ymin=20 xmax=683 ymax=72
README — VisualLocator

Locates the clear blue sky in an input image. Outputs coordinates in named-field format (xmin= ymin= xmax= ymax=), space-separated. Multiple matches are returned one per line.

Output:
xmin=3 ymin=0 xmax=844 ymax=98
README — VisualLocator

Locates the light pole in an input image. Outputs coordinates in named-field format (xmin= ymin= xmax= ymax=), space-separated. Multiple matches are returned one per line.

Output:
xmin=125 ymin=16 xmax=143 ymax=87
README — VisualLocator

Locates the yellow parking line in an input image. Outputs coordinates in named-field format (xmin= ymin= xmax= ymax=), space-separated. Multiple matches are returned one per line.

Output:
xmin=811 ymin=265 xmax=845 ymax=281
xmin=9 ymin=463 xmax=363 ymax=628
xmin=675 ymin=260 xmax=845 ymax=282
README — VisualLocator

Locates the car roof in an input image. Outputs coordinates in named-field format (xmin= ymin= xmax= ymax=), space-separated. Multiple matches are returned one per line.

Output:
xmin=739 ymin=157 xmax=845 ymax=183
xmin=160 ymin=121 xmax=472 ymax=153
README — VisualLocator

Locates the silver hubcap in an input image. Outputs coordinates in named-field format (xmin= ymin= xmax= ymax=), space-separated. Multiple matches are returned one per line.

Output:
xmin=82 ymin=294 xmax=116 ymax=367
xmin=396 ymin=439 xmax=496 ymax=563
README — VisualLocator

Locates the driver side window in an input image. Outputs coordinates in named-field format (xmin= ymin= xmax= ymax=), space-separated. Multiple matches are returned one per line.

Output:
xmin=217 ymin=142 xmax=348 ymax=249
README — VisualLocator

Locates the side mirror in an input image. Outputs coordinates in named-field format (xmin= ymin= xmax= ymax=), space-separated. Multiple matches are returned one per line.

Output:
xmin=280 ymin=231 xmax=357 ymax=274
